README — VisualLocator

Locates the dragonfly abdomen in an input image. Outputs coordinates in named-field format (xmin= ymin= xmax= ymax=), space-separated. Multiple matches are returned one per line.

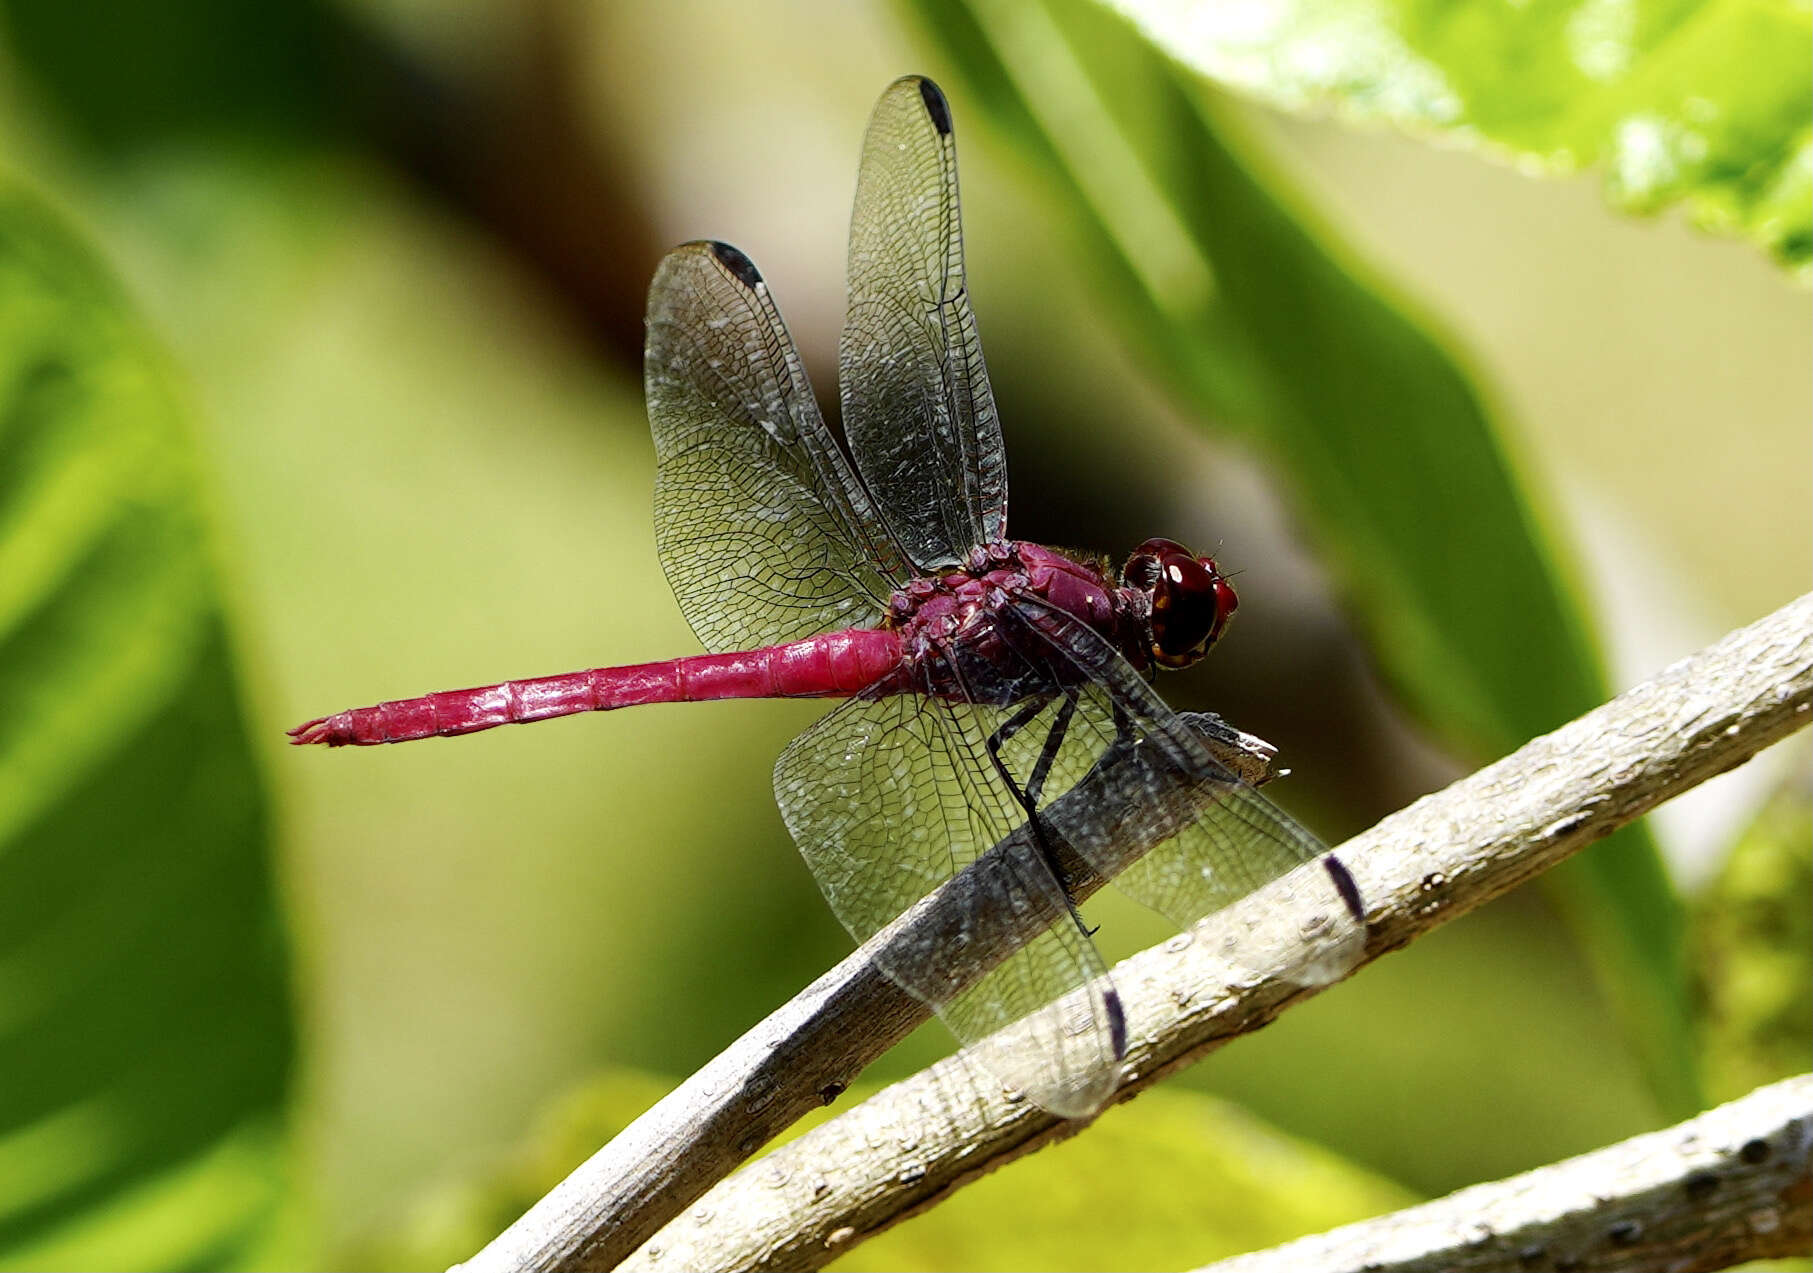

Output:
xmin=289 ymin=628 xmax=905 ymax=746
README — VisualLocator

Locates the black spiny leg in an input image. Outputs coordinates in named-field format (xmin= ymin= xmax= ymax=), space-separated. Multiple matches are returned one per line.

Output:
xmin=983 ymin=691 xmax=1075 ymax=820
xmin=983 ymin=693 xmax=1062 ymax=861
xmin=984 ymin=690 xmax=1095 ymax=931
xmin=985 ymin=688 xmax=1124 ymax=1057
xmin=984 ymin=694 xmax=1053 ymax=764
xmin=1023 ymin=692 xmax=1077 ymax=808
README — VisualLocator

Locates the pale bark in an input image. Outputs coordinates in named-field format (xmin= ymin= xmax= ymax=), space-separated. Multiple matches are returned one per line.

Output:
xmin=463 ymin=592 xmax=1813 ymax=1273
xmin=1197 ymin=1074 xmax=1812 ymax=1273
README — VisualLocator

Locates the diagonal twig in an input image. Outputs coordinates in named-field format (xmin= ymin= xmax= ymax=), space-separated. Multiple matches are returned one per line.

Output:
xmin=458 ymin=712 xmax=1297 ymax=1272
xmin=465 ymin=591 xmax=1813 ymax=1272
xmin=1196 ymin=1073 xmax=1813 ymax=1273
xmin=610 ymin=592 xmax=1813 ymax=1272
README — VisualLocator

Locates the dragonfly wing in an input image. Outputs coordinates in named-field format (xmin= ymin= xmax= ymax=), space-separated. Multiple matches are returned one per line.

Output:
xmin=841 ymin=76 xmax=1007 ymax=570
xmin=647 ymin=241 xmax=909 ymax=654
xmin=774 ymin=682 xmax=1121 ymax=1118
xmin=992 ymin=601 xmax=1366 ymax=983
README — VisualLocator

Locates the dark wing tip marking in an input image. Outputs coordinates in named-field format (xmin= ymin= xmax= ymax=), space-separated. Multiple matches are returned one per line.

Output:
xmin=708 ymin=240 xmax=763 ymax=290
xmin=1323 ymin=855 xmax=1366 ymax=925
xmin=1105 ymin=986 xmax=1127 ymax=1061
xmin=916 ymin=77 xmax=953 ymax=135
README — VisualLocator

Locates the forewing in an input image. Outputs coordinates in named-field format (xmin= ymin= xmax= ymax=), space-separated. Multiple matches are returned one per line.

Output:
xmin=841 ymin=76 xmax=1006 ymax=570
xmin=647 ymin=241 xmax=908 ymax=654
xmin=774 ymin=683 xmax=1120 ymax=1118
xmin=994 ymin=601 xmax=1366 ymax=982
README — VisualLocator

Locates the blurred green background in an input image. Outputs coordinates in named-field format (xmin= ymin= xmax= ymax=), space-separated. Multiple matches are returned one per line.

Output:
xmin=0 ymin=1 xmax=1806 ymax=1269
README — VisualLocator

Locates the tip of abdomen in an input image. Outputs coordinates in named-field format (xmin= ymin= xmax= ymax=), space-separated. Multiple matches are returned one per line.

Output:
xmin=287 ymin=714 xmax=353 ymax=746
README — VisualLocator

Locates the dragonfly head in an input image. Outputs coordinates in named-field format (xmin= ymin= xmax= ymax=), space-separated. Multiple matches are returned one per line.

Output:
xmin=1122 ymin=538 xmax=1238 ymax=670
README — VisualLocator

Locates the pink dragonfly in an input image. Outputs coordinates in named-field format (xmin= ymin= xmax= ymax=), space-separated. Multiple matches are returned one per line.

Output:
xmin=294 ymin=77 xmax=1361 ymax=1117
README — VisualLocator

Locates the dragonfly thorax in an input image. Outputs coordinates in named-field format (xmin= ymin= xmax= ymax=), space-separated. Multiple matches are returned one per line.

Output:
xmin=884 ymin=540 xmax=1156 ymax=697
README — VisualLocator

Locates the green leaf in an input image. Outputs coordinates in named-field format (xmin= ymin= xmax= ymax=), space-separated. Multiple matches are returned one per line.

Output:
xmin=837 ymin=1083 xmax=1415 ymax=1270
xmin=362 ymin=1069 xmax=1413 ymax=1272
xmin=1694 ymin=776 xmax=1813 ymax=1104
xmin=353 ymin=1070 xmax=676 ymax=1272
xmin=1099 ymin=0 xmax=1813 ymax=274
xmin=904 ymin=0 xmax=1698 ymax=1116
xmin=0 ymin=173 xmax=294 ymax=1268
xmin=0 ymin=0 xmax=346 ymax=155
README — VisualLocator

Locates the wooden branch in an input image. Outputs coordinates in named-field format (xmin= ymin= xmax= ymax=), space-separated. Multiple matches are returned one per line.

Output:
xmin=464 ymin=592 xmax=1813 ymax=1273
xmin=457 ymin=712 xmax=1295 ymax=1272
xmin=609 ymin=593 xmax=1813 ymax=1272
xmin=1196 ymin=1074 xmax=1813 ymax=1273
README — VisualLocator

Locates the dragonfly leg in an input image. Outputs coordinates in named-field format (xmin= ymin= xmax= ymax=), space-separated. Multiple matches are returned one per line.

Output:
xmin=984 ymin=690 xmax=1098 ymax=936
xmin=981 ymin=692 xmax=1064 ymax=811
xmin=981 ymin=687 xmax=1125 ymax=1053
xmin=983 ymin=695 xmax=1054 ymax=776
xmin=1023 ymin=692 xmax=1077 ymax=807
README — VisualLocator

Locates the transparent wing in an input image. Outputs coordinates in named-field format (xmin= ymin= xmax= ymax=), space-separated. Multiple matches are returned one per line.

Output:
xmin=774 ymin=678 xmax=1120 ymax=1118
xmin=991 ymin=601 xmax=1365 ymax=981
xmin=647 ymin=241 xmax=909 ymax=654
xmin=841 ymin=76 xmax=1006 ymax=571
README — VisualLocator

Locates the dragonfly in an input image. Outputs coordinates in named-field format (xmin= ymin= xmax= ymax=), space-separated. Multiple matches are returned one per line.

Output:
xmin=293 ymin=76 xmax=1363 ymax=1118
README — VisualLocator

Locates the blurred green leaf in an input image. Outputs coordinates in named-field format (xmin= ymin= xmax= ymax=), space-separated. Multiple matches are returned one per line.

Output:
xmin=354 ymin=1069 xmax=673 ymax=1272
xmin=0 ymin=0 xmax=346 ymax=155
xmin=906 ymin=0 xmax=1697 ymax=1116
xmin=1695 ymin=774 xmax=1813 ymax=1104
xmin=0 ymin=173 xmax=294 ymax=1268
xmin=361 ymin=1068 xmax=1413 ymax=1272
xmin=1101 ymin=0 xmax=1813 ymax=274
xmin=839 ymin=1082 xmax=1413 ymax=1271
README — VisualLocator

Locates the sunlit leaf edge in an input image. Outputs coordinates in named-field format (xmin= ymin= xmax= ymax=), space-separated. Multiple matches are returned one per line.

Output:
xmin=0 ymin=168 xmax=297 ymax=1269
xmin=1098 ymin=0 xmax=1813 ymax=275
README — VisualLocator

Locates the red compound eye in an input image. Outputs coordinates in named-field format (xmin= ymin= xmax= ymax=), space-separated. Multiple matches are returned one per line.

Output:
xmin=1124 ymin=538 xmax=1237 ymax=669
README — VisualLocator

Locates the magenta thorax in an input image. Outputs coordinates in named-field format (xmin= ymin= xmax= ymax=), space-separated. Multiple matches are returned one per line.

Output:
xmin=883 ymin=540 xmax=1149 ymax=703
